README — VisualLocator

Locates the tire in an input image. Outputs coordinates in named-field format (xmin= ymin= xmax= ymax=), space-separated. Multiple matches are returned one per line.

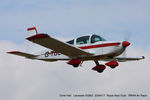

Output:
xmin=97 ymin=69 xmax=104 ymax=73
xmin=110 ymin=66 xmax=116 ymax=69
xmin=73 ymin=64 xmax=79 ymax=68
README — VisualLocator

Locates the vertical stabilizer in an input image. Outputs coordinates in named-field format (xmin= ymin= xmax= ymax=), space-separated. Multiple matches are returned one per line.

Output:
xmin=26 ymin=27 xmax=46 ymax=54
xmin=27 ymin=27 xmax=38 ymax=37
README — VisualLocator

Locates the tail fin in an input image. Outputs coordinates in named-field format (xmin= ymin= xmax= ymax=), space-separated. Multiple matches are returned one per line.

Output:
xmin=26 ymin=27 xmax=45 ymax=54
xmin=27 ymin=27 xmax=38 ymax=36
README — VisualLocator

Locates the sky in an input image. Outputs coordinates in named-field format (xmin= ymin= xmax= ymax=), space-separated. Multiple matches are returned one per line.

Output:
xmin=0 ymin=0 xmax=150 ymax=100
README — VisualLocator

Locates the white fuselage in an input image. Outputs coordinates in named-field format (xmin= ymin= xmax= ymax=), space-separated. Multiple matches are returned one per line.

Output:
xmin=36 ymin=40 xmax=125 ymax=61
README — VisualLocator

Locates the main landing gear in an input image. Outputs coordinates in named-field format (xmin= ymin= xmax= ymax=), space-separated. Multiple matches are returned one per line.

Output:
xmin=105 ymin=61 xmax=119 ymax=69
xmin=92 ymin=61 xmax=106 ymax=73
xmin=67 ymin=59 xmax=82 ymax=68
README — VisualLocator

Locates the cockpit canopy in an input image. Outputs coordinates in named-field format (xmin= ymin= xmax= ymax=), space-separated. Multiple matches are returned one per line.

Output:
xmin=76 ymin=36 xmax=90 ymax=45
xmin=66 ymin=34 xmax=106 ymax=45
xmin=91 ymin=34 xmax=106 ymax=43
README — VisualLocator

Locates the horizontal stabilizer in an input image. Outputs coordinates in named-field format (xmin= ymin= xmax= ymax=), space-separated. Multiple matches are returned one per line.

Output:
xmin=7 ymin=51 xmax=37 ymax=59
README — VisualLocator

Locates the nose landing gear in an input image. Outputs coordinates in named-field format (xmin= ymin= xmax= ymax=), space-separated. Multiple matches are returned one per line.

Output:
xmin=92 ymin=61 xmax=106 ymax=73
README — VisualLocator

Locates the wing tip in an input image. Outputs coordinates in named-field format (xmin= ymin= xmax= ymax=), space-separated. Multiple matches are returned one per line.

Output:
xmin=7 ymin=51 xmax=20 ymax=54
xmin=26 ymin=34 xmax=50 ymax=40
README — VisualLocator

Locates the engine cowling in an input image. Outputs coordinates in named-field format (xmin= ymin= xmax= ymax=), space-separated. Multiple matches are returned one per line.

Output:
xmin=67 ymin=59 xmax=81 ymax=67
xmin=105 ymin=61 xmax=119 ymax=69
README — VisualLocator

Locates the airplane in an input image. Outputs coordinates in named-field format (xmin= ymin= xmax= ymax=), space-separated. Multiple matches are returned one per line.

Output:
xmin=7 ymin=27 xmax=145 ymax=73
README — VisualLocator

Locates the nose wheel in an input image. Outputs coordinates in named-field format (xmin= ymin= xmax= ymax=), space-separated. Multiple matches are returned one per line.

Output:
xmin=72 ymin=64 xmax=79 ymax=68
xmin=92 ymin=61 xmax=106 ymax=73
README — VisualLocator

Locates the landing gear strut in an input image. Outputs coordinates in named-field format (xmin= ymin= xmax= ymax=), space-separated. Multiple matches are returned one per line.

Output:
xmin=92 ymin=61 xmax=106 ymax=73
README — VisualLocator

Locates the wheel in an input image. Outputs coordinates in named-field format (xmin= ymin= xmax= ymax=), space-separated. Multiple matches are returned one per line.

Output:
xmin=110 ymin=66 xmax=116 ymax=69
xmin=97 ymin=69 xmax=104 ymax=73
xmin=92 ymin=65 xmax=106 ymax=73
xmin=73 ymin=64 xmax=79 ymax=68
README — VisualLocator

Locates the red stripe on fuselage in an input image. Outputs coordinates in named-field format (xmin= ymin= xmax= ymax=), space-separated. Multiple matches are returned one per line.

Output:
xmin=79 ymin=42 xmax=120 ymax=49
xmin=46 ymin=42 xmax=120 ymax=54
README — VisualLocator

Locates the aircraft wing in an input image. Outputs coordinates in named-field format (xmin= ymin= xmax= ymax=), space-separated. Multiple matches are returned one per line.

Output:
xmin=7 ymin=51 xmax=37 ymax=59
xmin=115 ymin=56 xmax=145 ymax=62
xmin=26 ymin=34 xmax=93 ymax=58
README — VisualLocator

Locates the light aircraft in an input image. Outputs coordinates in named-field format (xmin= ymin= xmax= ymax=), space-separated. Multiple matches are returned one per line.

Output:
xmin=7 ymin=27 xmax=145 ymax=73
